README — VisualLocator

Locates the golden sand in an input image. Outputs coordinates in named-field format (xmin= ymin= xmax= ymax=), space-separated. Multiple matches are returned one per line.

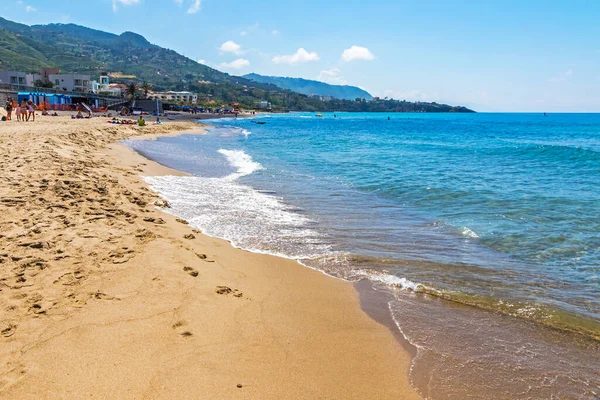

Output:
xmin=0 ymin=115 xmax=420 ymax=399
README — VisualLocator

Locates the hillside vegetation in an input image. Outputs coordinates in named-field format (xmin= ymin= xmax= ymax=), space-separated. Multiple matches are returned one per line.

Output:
xmin=0 ymin=17 xmax=474 ymax=113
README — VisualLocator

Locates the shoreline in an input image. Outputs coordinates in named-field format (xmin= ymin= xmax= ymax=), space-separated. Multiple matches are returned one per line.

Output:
xmin=0 ymin=115 xmax=421 ymax=399
xmin=121 ymin=126 xmax=422 ymax=353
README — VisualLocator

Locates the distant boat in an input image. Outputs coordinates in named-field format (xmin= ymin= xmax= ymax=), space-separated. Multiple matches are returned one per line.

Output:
xmin=252 ymin=120 xmax=266 ymax=125
xmin=315 ymin=113 xmax=323 ymax=117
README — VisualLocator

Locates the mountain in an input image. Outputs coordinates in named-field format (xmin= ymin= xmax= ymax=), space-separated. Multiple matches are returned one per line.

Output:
xmin=244 ymin=73 xmax=373 ymax=101
xmin=0 ymin=17 xmax=474 ymax=112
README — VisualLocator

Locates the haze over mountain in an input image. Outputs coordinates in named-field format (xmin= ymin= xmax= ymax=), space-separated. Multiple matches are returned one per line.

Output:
xmin=243 ymin=73 xmax=373 ymax=101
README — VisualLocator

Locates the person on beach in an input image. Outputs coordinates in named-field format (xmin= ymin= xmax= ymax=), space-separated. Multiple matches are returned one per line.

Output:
xmin=27 ymin=100 xmax=36 ymax=122
xmin=138 ymin=115 xmax=146 ymax=126
xmin=5 ymin=98 xmax=13 ymax=121
xmin=15 ymin=101 xmax=21 ymax=122
xmin=19 ymin=101 xmax=27 ymax=121
xmin=154 ymin=117 xmax=162 ymax=125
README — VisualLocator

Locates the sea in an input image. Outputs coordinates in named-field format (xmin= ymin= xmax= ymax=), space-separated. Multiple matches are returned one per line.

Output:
xmin=124 ymin=112 xmax=600 ymax=399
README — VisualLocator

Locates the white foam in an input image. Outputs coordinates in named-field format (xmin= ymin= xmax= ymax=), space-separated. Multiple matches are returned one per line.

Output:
xmin=461 ymin=226 xmax=479 ymax=238
xmin=353 ymin=269 xmax=424 ymax=292
xmin=144 ymin=175 xmax=331 ymax=261
xmin=217 ymin=149 xmax=263 ymax=180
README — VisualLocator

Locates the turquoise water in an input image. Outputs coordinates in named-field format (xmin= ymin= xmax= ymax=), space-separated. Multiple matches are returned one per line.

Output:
xmin=125 ymin=112 xmax=600 ymax=398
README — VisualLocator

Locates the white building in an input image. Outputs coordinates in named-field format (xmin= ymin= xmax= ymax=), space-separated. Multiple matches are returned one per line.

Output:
xmin=91 ymin=74 xmax=122 ymax=96
xmin=0 ymin=71 xmax=27 ymax=89
xmin=48 ymin=74 xmax=91 ymax=93
xmin=147 ymin=91 xmax=198 ymax=103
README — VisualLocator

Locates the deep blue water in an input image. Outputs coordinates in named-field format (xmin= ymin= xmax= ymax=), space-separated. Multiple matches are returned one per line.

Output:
xmin=125 ymin=112 xmax=600 ymax=399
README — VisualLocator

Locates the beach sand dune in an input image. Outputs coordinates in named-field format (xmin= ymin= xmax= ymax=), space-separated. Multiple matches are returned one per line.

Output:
xmin=0 ymin=116 xmax=419 ymax=399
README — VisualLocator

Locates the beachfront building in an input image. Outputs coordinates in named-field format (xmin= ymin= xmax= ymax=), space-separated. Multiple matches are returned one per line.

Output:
xmin=255 ymin=100 xmax=272 ymax=110
xmin=147 ymin=91 xmax=198 ymax=104
xmin=48 ymin=74 xmax=91 ymax=93
xmin=0 ymin=71 xmax=28 ymax=90
xmin=91 ymin=74 xmax=122 ymax=96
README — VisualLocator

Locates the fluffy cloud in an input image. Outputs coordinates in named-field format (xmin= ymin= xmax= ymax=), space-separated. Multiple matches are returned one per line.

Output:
xmin=272 ymin=48 xmax=319 ymax=65
xmin=187 ymin=0 xmax=201 ymax=14
xmin=341 ymin=46 xmax=375 ymax=62
xmin=219 ymin=58 xmax=250 ymax=70
xmin=112 ymin=0 xmax=141 ymax=12
xmin=219 ymin=40 xmax=243 ymax=55
xmin=25 ymin=5 xmax=36 ymax=11
xmin=197 ymin=59 xmax=206 ymax=64
xmin=318 ymin=69 xmax=347 ymax=85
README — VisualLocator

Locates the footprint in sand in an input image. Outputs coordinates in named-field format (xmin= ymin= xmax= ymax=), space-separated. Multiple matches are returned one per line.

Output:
xmin=1 ymin=324 xmax=17 ymax=338
xmin=171 ymin=321 xmax=193 ymax=337
xmin=183 ymin=266 xmax=199 ymax=277
xmin=215 ymin=286 xmax=243 ymax=298
xmin=143 ymin=217 xmax=166 ymax=224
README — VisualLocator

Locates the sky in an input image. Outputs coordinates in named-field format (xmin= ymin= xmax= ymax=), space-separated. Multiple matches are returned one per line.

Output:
xmin=1 ymin=0 xmax=599 ymax=112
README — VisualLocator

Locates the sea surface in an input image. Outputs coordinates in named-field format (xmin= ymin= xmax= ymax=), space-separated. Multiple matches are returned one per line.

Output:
xmin=124 ymin=112 xmax=600 ymax=399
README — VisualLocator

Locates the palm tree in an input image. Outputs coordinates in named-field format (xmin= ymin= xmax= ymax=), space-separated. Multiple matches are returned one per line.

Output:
xmin=125 ymin=82 xmax=139 ymax=106
xmin=141 ymin=81 xmax=152 ymax=99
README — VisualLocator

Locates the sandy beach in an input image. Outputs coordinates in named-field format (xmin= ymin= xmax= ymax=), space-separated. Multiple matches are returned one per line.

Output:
xmin=0 ymin=114 xmax=420 ymax=399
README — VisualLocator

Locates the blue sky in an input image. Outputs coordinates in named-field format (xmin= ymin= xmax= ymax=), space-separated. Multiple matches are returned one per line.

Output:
xmin=2 ymin=0 xmax=599 ymax=111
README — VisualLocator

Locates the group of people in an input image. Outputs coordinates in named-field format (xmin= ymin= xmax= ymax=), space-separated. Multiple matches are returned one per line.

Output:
xmin=4 ymin=98 xmax=36 ymax=122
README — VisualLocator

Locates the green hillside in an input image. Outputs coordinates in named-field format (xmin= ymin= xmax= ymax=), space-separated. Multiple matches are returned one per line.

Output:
xmin=0 ymin=17 xmax=474 ymax=112
xmin=244 ymin=73 xmax=373 ymax=101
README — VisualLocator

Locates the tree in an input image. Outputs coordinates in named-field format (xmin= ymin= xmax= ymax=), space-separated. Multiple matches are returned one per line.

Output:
xmin=141 ymin=81 xmax=152 ymax=98
xmin=33 ymin=79 xmax=54 ymax=88
xmin=125 ymin=82 xmax=139 ymax=105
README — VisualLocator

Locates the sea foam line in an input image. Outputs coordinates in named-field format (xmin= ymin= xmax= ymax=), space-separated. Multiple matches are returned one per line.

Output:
xmin=217 ymin=148 xmax=263 ymax=180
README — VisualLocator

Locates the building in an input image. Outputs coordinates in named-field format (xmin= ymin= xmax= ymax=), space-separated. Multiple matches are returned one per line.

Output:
xmin=39 ymin=68 xmax=60 ymax=82
xmin=91 ymin=73 xmax=122 ymax=96
xmin=256 ymin=101 xmax=272 ymax=110
xmin=147 ymin=91 xmax=198 ymax=103
xmin=0 ymin=71 xmax=27 ymax=90
xmin=48 ymin=74 xmax=91 ymax=93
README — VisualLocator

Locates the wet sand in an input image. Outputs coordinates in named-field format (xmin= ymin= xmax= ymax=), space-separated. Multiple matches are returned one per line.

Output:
xmin=0 ymin=114 xmax=420 ymax=399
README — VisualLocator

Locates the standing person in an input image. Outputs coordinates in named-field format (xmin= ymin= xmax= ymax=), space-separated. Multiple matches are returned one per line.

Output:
xmin=5 ymin=98 xmax=13 ymax=121
xmin=21 ymin=100 xmax=28 ymax=121
xmin=27 ymin=100 xmax=36 ymax=122
xmin=15 ymin=100 xmax=21 ymax=122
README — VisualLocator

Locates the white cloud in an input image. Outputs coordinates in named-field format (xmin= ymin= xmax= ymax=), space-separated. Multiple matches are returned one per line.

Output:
xmin=187 ymin=0 xmax=201 ymax=13
xmin=198 ymin=59 xmax=206 ymax=64
xmin=173 ymin=0 xmax=183 ymax=5
xmin=549 ymin=69 xmax=574 ymax=82
xmin=219 ymin=58 xmax=250 ymax=70
xmin=16 ymin=0 xmax=23 ymax=4
xmin=341 ymin=45 xmax=375 ymax=62
xmin=112 ymin=0 xmax=141 ymax=12
xmin=219 ymin=40 xmax=243 ymax=55
xmin=25 ymin=5 xmax=36 ymax=11
xmin=272 ymin=48 xmax=319 ymax=65
xmin=318 ymin=69 xmax=347 ymax=85
xmin=272 ymin=30 xmax=280 ymax=36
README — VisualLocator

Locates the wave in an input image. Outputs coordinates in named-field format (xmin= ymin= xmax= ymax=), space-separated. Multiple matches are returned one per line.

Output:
xmin=217 ymin=149 xmax=263 ymax=180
